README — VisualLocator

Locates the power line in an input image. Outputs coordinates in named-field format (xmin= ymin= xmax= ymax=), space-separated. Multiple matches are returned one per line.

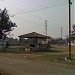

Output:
xmin=2 ymin=0 xmax=66 ymax=11
xmin=1 ymin=0 xmax=68 ymax=21
xmin=1 ymin=0 xmax=68 ymax=22
xmin=5 ymin=1 xmax=69 ymax=27
xmin=0 ymin=0 xmax=70 ymax=28
xmin=17 ymin=0 xmax=66 ymax=10
xmin=61 ymin=27 xmax=63 ymax=39
xmin=14 ymin=2 xmax=68 ymax=15
xmin=12 ymin=2 xmax=68 ymax=25
xmin=1 ymin=1 xmax=22 ymax=12
xmin=1 ymin=1 xmax=45 ymax=20
xmin=2 ymin=0 xmax=67 ymax=15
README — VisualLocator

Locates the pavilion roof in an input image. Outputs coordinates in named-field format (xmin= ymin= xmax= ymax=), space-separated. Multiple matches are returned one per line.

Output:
xmin=18 ymin=32 xmax=51 ymax=38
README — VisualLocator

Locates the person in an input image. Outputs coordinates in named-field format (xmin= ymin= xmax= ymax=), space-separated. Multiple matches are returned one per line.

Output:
xmin=39 ymin=42 xmax=42 ymax=47
xmin=6 ymin=41 xmax=9 ymax=48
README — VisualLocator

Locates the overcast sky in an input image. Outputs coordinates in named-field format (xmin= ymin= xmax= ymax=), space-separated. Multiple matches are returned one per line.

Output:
xmin=0 ymin=0 xmax=75 ymax=39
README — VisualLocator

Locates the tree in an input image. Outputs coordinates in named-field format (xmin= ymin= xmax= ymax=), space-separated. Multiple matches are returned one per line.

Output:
xmin=72 ymin=25 xmax=75 ymax=34
xmin=0 ymin=8 xmax=17 ymax=39
xmin=71 ymin=24 xmax=75 ymax=40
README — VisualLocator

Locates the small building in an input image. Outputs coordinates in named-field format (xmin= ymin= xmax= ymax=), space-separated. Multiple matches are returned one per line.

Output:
xmin=18 ymin=32 xmax=51 ymax=51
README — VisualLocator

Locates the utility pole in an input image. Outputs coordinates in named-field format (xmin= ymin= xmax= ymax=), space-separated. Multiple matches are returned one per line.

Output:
xmin=61 ymin=27 xmax=62 ymax=39
xmin=69 ymin=0 xmax=72 ymax=60
xmin=45 ymin=20 xmax=48 ymax=36
xmin=61 ymin=27 xmax=62 ymax=45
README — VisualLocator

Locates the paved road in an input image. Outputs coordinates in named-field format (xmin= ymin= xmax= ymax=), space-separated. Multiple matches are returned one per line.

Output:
xmin=0 ymin=56 xmax=75 ymax=75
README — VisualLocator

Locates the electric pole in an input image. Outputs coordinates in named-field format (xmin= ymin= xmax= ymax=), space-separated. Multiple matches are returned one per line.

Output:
xmin=45 ymin=20 xmax=48 ymax=36
xmin=61 ymin=27 xmax=62 ymax=45
xmin=61 ymin=27 xmax=62 ymax=39
xmin=69 ymin=0 xmax=72 ymax=60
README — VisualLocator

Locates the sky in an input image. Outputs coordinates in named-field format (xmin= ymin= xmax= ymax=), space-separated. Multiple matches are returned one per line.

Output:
xmin=0 ymin=0 xmax=75 ymax=39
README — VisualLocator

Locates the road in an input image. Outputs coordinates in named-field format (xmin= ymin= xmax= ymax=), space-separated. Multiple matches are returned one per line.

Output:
xmin=0 ymin=56 xmax=75 ymax=75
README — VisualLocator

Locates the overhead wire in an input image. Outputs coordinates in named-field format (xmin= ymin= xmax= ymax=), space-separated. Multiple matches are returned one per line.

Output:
xmin=16 ymin=0 xmax=66 ymax=10
xmin=0 ymin=0 xmax=70 ymax=36
xmin=14 ymin=2 xmax=68 ymax=15
xmin=0 ymin=0 xmax=69 ymax=27
xmin=2 ymin=0 xmax=67 ymax=15
xmin=9 ymin=1 xmax=68 ymax=24
xmin=1 ymin=0 xmax=68 ymax=17
xmin=2 ymin=0 xmax=68 ymax=26
xmin=0 ymin=0 xmax=74 ymax=22
xmin=1 ymin=0 xmax=45 ymax=20
xmin=0 ymin=0 xmax=74 ymax=38
xmin=0 ymin=1 xmax=67 ymax=20
xmin=1 ymin=0 xmax=68 ymax=21
xmin=1 ymin=1 xmax=22 ymax=12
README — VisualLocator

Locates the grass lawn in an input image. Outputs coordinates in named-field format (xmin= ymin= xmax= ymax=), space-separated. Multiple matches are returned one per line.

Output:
xmin=29 ymin=45 xmax=75 ymax=68
xmin=31 ymin=54 xmax=75 ymax=67
xmin=50 ymin=45 xmax=75 ymax=51
xmin=0 ymin=47 xmax=25 ymax=53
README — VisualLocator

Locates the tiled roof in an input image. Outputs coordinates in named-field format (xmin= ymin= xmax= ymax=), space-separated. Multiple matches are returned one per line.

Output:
xmin=18 ymin=32 xmax=51 ymax=38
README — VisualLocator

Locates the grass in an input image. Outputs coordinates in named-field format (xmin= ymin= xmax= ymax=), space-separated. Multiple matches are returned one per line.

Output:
xmin=50 ymin=45 xmax=75 ymax=53
xmin=29 ymin=45 xmax=75 ymax=68
xmin=0 ymin=45 xmax=75 ymax=68
xmin=50 ymin=45 xmax=69 ymax=51
xmin=0 ymin=45 xmax=74 ymax=53
xmin=0 ymin=47 xmax=21 ymax=53
xmin=31 ymin=54 xmax=75 ymax=69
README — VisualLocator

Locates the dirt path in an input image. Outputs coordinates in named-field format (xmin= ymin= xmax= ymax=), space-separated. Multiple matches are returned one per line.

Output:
xmin=0 ymin=54 xmax=75 ymax=75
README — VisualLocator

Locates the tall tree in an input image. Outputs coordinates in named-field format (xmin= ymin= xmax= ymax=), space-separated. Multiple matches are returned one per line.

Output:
xmin=72 ymin=25 xmax=75 ymax=33
xmin=0 ymin=8 xmax=17 ymax=39
xmin=71 ymin=25 xmax=75 ymax=40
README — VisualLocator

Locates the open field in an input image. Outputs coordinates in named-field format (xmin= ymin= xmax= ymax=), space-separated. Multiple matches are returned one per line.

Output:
xmin=0 ymin=45 xmax=75 ymax=68
xmin=0 ymin=45 xmax=75 ymax=75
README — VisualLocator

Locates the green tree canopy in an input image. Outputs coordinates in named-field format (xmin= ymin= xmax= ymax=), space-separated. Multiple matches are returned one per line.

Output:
xmin=72 ymin=25 xmax=75 ymax=33
xmin=71 ymin=25 xmax=75 ymax=40
xmin=0 ymin=8 xmax=17 ymax=39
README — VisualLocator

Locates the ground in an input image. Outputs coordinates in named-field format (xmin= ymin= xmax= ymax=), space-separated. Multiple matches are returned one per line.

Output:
xmin=0 ymin=45 xmax=75 ymax=75
xmin=0 ymin=53 xmax=75 ymax=75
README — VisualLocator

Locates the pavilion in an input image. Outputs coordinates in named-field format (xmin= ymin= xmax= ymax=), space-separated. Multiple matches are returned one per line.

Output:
xmin=18 ymin=32 xmax=51 ymax=51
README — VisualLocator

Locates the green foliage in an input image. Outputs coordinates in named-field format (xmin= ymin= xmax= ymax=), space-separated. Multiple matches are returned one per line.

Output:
xmin=30 ymin=47 xmax=50 ymax=52
xmin=71 ymin=25 xmax=75 ymax=40
xmin=72 ymin=25 xmax=75 ymax=32
xmin=0 ymin=47 xmax=19 ymax=53
xmin=0 ymin=8 xmax=17 ymax=38
xmin=50 ymin=45 xmax=69 ymax=51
